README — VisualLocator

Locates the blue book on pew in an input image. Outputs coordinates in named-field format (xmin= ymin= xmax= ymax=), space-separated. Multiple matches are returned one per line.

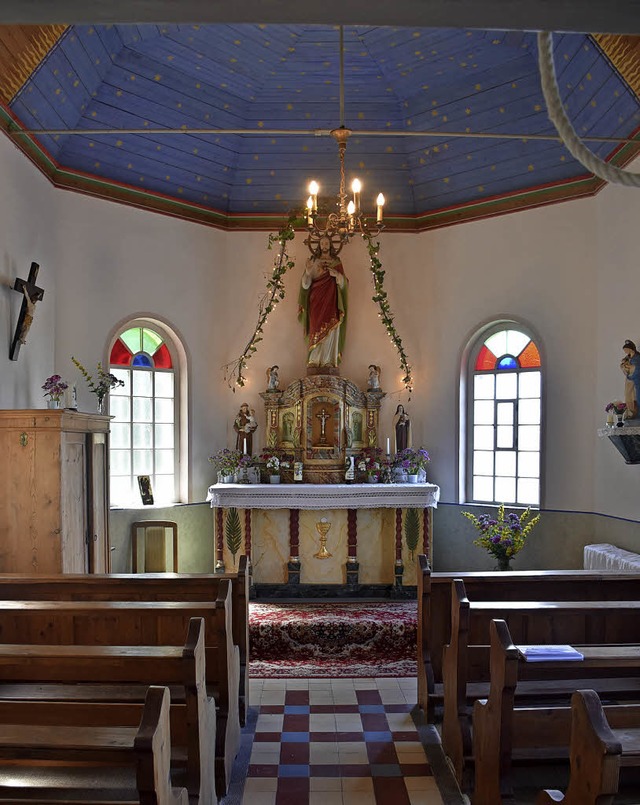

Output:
xmin=516 ymin=645 xmax=584 ymax=662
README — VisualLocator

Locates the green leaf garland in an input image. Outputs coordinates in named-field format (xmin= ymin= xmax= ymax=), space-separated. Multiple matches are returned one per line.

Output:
xmin=404 ymin=507 xmax=421 ymax=560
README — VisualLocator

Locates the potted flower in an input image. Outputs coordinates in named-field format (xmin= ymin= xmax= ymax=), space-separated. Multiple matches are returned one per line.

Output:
xmin=209 ymin=448 xmax=243 ymax=483
xmin=72 ymin=357 xmax=125 ymax=413
xmin=260 ymin=449 xmax=283 ymax=483
xmin=356 ymin=446 xmax=384 ymax=483
xmin=394 ymin=447 xmax=430 ymax=483
xmin=41 ymin=374 xmax=69 ymax=409
xmin=605 ymin=400 xmax=627 ymax=427
xmin=462 ymin=504 xmax=540 ymax=570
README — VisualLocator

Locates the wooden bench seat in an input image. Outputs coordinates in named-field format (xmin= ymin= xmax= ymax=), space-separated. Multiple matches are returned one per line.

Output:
xmin=0 ymin=685 xmax=188 ymax=804
xmin=0 ymin=617 xmax=215 ymax=805
xmin=416 ymin=555 xmax=640 ymax=720
xmin=441 ymin=579 xmax=640 ymax=783
xmin=473 ymin=619 xmax=640 ymax=805
xmin=0 ymin=593 xmax=239 ymax=797
xmin=0 ymin=556 xmax=250 ymax=726
xmin=536 ymin=689 xmax=640 ymax=805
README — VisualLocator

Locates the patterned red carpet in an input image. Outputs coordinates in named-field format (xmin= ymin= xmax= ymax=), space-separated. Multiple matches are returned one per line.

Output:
xmin=249 ymin=601 xmax=418 ymax=678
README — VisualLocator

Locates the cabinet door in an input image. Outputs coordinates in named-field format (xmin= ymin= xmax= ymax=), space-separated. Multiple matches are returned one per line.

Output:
xmin=87 ymin=431 xmax=110 ymax=573
xmin=60 ymin=431 xmax=89 ymax=573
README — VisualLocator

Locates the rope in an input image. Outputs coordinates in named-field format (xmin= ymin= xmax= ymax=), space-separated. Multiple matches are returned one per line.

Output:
xmin=537 ymin=31 xmax=640 ymax=187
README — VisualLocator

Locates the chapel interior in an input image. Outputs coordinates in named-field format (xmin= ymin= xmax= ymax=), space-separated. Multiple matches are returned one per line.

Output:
xmin=0 ymin=1 xmax=639 ymax=802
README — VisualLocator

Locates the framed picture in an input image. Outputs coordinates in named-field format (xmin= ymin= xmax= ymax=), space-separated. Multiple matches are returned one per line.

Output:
xmin=137 ymin=475 xmax=154 ymax=505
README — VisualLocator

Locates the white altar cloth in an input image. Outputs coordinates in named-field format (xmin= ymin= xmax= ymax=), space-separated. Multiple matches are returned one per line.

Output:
xmin=206 ymin=482 xmax=440 ymax=510
xmin=583 ymin=543 xmax=640 ymax=572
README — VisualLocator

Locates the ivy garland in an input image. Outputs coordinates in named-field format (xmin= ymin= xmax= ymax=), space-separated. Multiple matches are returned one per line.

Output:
xmin=223 ymin=212 xmax=300 ymax=390
xmin=363 ymin=234 xmax=414 ymax=396
xmin=223 ymin=213 xmax=414 ymax=397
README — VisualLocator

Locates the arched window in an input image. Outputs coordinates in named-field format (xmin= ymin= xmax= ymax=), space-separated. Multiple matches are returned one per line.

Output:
xmin=465 ymin=324 xmax=543 ymax=506
xmin=108 ymin=322 xmax=183 ymax=508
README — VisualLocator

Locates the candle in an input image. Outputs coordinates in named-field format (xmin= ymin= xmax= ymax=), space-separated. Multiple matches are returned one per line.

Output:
xmin=243 ymin=437 xmax=247 ymax=455
xmin=386 ymin=437 xmax=390 ymax=455
xmin=306 ymin=196 xmax=314 ymax=225
xmin=376 ymin=193 xmax=385 ymax=223
xmin=309 ymin=180 xmax=319 ymax=212
xmin=347 ymin=199 xmax=355 ymax=225
xmin=351 ymin=178 xmax=361 ymax=213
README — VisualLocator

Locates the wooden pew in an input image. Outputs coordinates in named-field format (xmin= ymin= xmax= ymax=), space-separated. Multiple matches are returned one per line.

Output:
xmin=441 ymin=580 xmax=640 ymax=784
xmin=473 ymin=620 xmax=640 ymax=805
xmin=416 ymin=555 xmax=640 ymax=720
xmin=0 ymin=685 xmax=188 ymax=804
xmin=0 ymin=593 xmax=240 ymax=798
xmin=0 ymin=617 xmax=215 ymax=805
xmin=536 ymin=689 xmax=640 ymax=805
xmin=0 ymin=555 xmax=250 ymax=726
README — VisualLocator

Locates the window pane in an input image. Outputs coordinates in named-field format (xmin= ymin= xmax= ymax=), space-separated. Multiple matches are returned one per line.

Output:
xmin=473 ymin=475 xmax=494 ymax=501
xmin=110 ymin=423 xmax=130 ymax=450
xmin=155 ymin=449 xmax=174 ymax=474
xmin=517 ymin=478 xmax=540 ymax=506
xmin=110 ymin=396 xmax=130 ymax=422
xmin=496 ymin=425 xmax=514 ymax=449
xmin=518 ymin=451 xmax=540 ymax=478
xmin=133 ymin=449 xmax=153 ymax=474
xmin=496 ymin=402 xmax=514 ymax=425
xmin=155 ymin=424 xmax=174 ymax=449
xmin=519 ymin=398 xmax=541 ymax=425
xmin=111 ymin=368 xmax=130 ymax=396
xmin=110 ymin=449 xmax=131 ymax=475
xmin=496 ymin=373 xmax=517 ymax=399
xmin=155 ymin=372 xmax=174 ymax=398
xmin=495 ymin=451 xmax=516 ymax=476
xmin=484 ymin=331 xmax=508 ymax=358
xmin=504 ymin=330 xmax=529 ymax=357
xmin=155 ymin=398 xmax=174 ymax=424
xmin=133 ymin=423 xmax=153 ymax=449
xmin=474 ymin=374 xmax=495 ymax=400
xmin=142 ymin=328 xmax=163 ymax=355
xmin=154 ymin=474 xmax=175 ymax=504
xmin=518 ymin=425 xmax=540 ymax=451
xmin=120 ymin=328 xmax=142 ymax=355
xmin=495 ymin=476 xmax=516 ymax=502
xmin=473 ymin=450 xmax=494 ymax=475
xmin=110 ymin=477 xmax=135 ymax=507
xmin=474 ymin=400 xmax=494 ymax=425
xmin=133 ymin=371 xmax=153 ymax=397
xmin=519 ymin=371 xmax=541 ymax=398
xmin=133 ymin=397 xmax=153 ymax=423
xmin=474 ymin=425 xmax=494 ymax=450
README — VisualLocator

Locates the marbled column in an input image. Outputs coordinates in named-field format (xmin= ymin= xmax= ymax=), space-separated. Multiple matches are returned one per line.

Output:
xmin=215 ymin=507 xmax=225 ymax=572
xmin=394 ymin=507 xmax=404 ymax=587
xmin=423 ymin=508 xmax=430 ymax=562
xmin=346 ymin=508 xmax=359 ymax=587
xmin=244 ymin=508 xmax=252 ymax=559
xmin=288 ymin=508 xmax=301 ymax=584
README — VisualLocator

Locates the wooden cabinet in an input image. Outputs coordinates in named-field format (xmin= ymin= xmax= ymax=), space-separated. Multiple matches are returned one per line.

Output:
xmin=0 ymin=410 xmax=110 ymax=574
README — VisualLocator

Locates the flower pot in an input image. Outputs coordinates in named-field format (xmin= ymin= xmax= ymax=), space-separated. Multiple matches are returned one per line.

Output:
xmin=46 ymin=399 xmax=61 ymax=409
xmin=222 ymin=474 xmax=235 ymax=484
xmin=616 ymin=414 xmax=625 ymax=427
xmin=366 ymin=475 xmax=379 ymax=483
xmin=406 ymin=474 xmax=419 ymax=483
xmin=269 ymin=475 xmax=281 ymax=484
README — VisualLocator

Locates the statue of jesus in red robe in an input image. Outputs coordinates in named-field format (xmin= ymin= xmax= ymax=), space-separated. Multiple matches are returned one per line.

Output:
xmin=298 ymin=235 xmax=348 ymax=368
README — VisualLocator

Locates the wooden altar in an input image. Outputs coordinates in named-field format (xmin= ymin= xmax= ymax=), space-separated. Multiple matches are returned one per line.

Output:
xmin=206 ymin=482 xmax=440 ymax=596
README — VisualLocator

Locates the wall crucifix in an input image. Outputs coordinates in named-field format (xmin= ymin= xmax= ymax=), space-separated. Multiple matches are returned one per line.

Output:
xmin=10 ymin=262 xmax=44 ymax=361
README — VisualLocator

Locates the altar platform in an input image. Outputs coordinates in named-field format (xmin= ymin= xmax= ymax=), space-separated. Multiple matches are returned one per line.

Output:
xmin=206 ymin=483 xmax=440 ymax=598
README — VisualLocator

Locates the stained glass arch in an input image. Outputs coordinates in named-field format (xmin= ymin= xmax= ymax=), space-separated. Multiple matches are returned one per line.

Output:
xmin=108 ymin=320 xmax=184 ymax=508
xmin=464 ymin=322 xmax=543 ymax=507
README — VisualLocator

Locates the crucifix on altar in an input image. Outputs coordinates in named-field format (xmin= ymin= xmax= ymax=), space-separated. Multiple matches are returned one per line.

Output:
xmin=10 ymin=262 xmax=44 ymax=361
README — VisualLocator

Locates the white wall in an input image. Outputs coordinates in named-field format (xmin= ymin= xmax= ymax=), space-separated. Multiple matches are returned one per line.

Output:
xmin=1 ymin=130 xmax=638 ymax=525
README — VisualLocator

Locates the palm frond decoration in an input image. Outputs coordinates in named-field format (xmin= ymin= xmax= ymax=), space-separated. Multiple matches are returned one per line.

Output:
xmin=225 ymin=507 xmax=243 ymax=565
xmin=404 ymin=508 xmax=420 ymax=560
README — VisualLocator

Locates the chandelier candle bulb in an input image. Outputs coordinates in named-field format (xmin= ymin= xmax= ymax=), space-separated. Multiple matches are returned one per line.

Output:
xmin=306 ymin=196 xmax=314 ymax=224
xmin=376 ymin=193 xmax=385 ymax=223
xmin=352 ymin=178 xmax=361 ymax=212
xmin=308 ymin=181 xmax=319 ymax=212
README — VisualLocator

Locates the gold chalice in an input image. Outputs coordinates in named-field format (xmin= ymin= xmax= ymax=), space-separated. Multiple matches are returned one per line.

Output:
xmin=314 ymin=518 xmax=333 ymax=559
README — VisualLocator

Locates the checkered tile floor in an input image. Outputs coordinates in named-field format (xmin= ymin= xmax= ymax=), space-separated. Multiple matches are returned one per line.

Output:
xmin=236 ymin=677 xmax=445 ymax=805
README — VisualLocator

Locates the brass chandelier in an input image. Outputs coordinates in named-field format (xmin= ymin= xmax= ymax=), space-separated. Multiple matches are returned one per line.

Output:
xmin=304 ymin=27 xmax=385 ymax=255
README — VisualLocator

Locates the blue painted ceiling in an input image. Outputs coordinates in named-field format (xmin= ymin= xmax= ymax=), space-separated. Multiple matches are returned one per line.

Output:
xmin=8 ymin=24 xmax=640 ymax=223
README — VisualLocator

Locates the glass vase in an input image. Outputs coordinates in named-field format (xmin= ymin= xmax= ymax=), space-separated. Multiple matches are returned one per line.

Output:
xmin=96 ymin=396 xmax=106 ymax=415
xmin=495 ymin=557 xmax=512 ymax=571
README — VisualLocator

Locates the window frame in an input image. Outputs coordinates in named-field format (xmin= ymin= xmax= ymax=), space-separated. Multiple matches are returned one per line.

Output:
xmin=462 ymin=320 xmax=545 ymax=508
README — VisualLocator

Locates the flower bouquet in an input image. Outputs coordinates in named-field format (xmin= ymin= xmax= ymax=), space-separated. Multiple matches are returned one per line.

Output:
xmin=462 ymin=504 xmax=540 ymax=570
xmin=393 ymin=447 xmax=430 ymax=480
xmin=72 ymin=357 xmax=124 ymax=411
xmin=605 ymin=400 xmax=627 ymax=426
xmin=42 ymin=374 xmax=68 ymax=408
xmin=209 ymin=448 xmax=243 ymax=482
xmin=356 ymin=446 xmax=384 ymax=482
